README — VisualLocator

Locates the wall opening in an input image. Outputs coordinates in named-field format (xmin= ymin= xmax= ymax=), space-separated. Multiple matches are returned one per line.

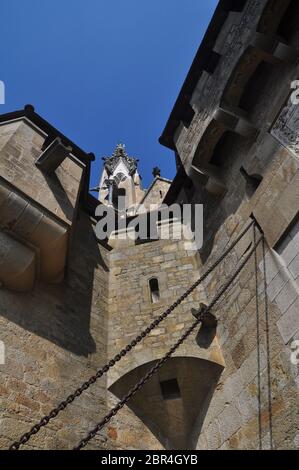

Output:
xmin=277 ymin=0 xmax=299 ymax=44
xmin=149 ymin=278 xmax=160 ymax=303
xmin=182 ymin=102 xmax=195 ymax=128
xmin=113 ymin=187 xmax=126 ymax=210
xmin=258 ymin=0 xmax=291 ymax=35
xmin=160 ymin=378 xmax=181 ymax=400
xmin=238 ymin=60 xmax=276 ymax=119
xmin=109 ymin=356 xmax=225 ymax=450
xmin=210 ymin=131 xmax=235 ymax=168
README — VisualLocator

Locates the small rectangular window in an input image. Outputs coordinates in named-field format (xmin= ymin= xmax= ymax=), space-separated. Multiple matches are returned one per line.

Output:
xmin=160 ymin=379 xmax=181 ymax=400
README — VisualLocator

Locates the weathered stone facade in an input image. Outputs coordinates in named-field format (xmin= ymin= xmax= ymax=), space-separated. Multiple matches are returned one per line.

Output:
xmin=0 ymin=116 xmax=111 ymax=449
xmin=160 ymin=0 xmax=299 ymax=450
xmin=137 ymin=177 xmax=172 ymax=213
xmin=0 ymin=0 xmax=298 ymax=451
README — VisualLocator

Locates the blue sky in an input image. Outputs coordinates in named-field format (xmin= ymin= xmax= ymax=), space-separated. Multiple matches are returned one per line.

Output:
xmin=0 ymin=0 xmax=218 ymax=189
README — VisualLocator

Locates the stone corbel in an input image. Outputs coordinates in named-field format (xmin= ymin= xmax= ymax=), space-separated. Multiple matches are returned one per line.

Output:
xmin=0 ymin=180 xmax=69 ymax=290
xmin=251 ymin=32 xmax=299 ymax=64
xmin=213 ymin=108 xmax=258 ymax=139
xmin=35 ymin=137 xmax=72 ymax=174
xmin=0 ymin=230 xmax=36 ymax=292
xmin=191 ymin=163 xmax=227 ymax=197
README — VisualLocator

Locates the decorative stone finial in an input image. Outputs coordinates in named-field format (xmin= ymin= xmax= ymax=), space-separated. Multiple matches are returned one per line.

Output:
xmin=24 ymin=104 xmax=35 ymax=114
xmin=102 ymin=144 xmax=139 ymax=175
xmin=152 ymin=167 xmax=161 ymax=178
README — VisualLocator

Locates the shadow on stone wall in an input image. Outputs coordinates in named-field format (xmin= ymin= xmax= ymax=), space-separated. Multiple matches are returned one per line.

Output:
xmin=0 ymin=211 xmax=109 ymax=356
xmin=44 ymin=172 xmax=75 ymax=222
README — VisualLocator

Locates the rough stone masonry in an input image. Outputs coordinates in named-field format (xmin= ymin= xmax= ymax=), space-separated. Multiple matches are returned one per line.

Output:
xmin=0 ymin=0 xmax=298 ymax=450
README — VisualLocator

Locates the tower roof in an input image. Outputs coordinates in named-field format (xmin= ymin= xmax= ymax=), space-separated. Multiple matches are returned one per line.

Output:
xmin=102 ymin=144 xmax=139 ymax=175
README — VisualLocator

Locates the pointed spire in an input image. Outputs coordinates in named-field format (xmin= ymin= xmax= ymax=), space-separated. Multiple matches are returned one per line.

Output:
xmin=113 ymin=143 xmax=127 ymax=158
xmin=102 ymin=143 xmax=139 ymax=175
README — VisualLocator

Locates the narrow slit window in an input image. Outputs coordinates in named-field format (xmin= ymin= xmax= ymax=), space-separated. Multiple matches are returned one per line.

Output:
xmin=149 ymin=278 xmax=160 ymax=303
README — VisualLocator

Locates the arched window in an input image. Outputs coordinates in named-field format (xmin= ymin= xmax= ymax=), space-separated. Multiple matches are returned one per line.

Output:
xmin=112 ymin=187 xmax=126 ymax=210
xmin=149 ymin=278 xmax=160 ymax=303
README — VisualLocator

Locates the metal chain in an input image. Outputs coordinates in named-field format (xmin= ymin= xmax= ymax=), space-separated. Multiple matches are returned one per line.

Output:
xmin=9 ymin=219 xmax=254 ymax=450
xmin=254 ymin=225 xmax=263 ymax=449
xmin=262 ymin=236 xmax=273 ymax=449
xmin=74 ymin=234 xmax=262 ymax=450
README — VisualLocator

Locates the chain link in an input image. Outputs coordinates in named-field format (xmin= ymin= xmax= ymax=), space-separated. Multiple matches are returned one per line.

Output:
xmin=74 ymin=234 xmax=262 ymax=450
xmin=9 ymin=220 xmax=255 ymax=450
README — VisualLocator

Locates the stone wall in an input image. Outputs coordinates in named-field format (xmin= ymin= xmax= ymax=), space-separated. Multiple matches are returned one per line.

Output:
xmin=0 ymin=115 xmax=114 ymax=450
xmin=0 ymin=210 xmax=111 ymax=449
xmin=169 ymin=0 xmax=299 ymax=450
xmin=139 ymin=178 xmax=172 ymax=212
xmin=0 ymin=119 xmax=84 ymax=226
xmin=192 ymin=218 xmax=298 ymax=450
xmin=104 ymin=233 xmax=225 ymax=450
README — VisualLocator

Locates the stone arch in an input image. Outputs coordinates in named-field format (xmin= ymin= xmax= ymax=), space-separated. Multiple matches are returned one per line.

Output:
xmin=220 ymin=0 xmax=299 ymax=116
xmin=221 ymin=47 xmax=263 ymax=112
xmin=107 ymin=335 xmax=225 ymax=387
xmin=220 ymin=40 xmax=297 ymax=128
xmin=192 ymin=120 xmax=226 ymax=169
xmin=190 ymin=114 xmax=256 ymax=196
xmin=108 ymin=356 xmax=224 ymax=450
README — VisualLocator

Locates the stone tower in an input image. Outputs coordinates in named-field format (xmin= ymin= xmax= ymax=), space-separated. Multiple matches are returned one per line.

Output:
xmin=98 ymin=144 xmax=145 ymax=214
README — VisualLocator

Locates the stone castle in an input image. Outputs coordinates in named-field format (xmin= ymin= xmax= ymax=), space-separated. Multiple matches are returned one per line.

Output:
xmin=0 ymin=0 xmax=298 ymax=450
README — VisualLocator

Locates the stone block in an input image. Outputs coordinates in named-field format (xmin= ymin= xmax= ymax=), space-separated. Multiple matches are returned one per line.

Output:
xmin=275 ymin=280 xmax=299 ymax=316
xmin=218 ymin=404 xmax=241 ymax=444
xmin=289 ymin=254 xmax=299 ymax=281
xmin=259 ymin=250 xmax=280 ymax=284
xmin=267 ymin=268 xmax=290 ymax=302
xmin=277 ymin=297 xmax=299 ymax=344
xmin=237 ymin=386 xmax=258 ymax=425
xmin=277 ymin=235 xmax=297 ymax=266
